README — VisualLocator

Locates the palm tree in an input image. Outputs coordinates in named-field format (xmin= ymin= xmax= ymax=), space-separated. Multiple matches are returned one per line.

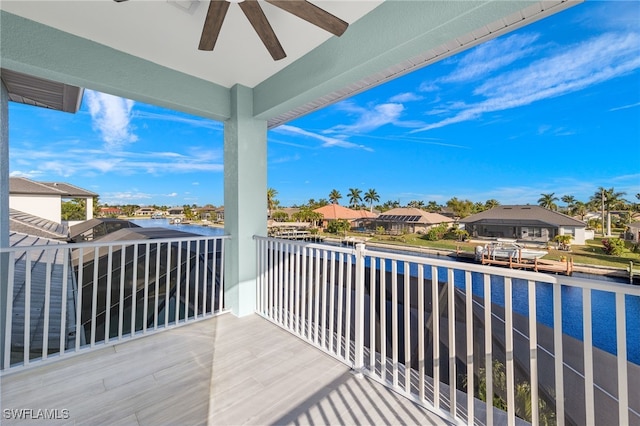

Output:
xmin=348 ymin=188 xmax=362 ymax=209
xmin=561 ymin=195 xmax=576 ymax=214
xmin=484 ymin=199 xmax=500 ymax=210
xmin=573 ymin=201 xmax=587 ymax=221
xmin=328 ymin=189 xmax=342 ymax=205
xmin=363 ymin=188 xmax=380 ymax=213
xmin=425 ymin=201 xmax=441 ymax=213
xmin=267 ymin=188 xmax=278 ymax=214
xmin=590 ymin=187 xmax=627 ymax=236
xmin=380 ymin=200 xmax=400 ymax=212
xmin=537 ymin=193 xmax=559 ymax=211
xmin=292 ymin=207 xmax=323 ymax=227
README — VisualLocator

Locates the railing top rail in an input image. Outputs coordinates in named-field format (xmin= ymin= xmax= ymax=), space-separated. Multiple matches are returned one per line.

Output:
xmin=1 ymin=234 xmax=231 ymax=254
xmin=253 ymin=235 xmax=356 ymax=255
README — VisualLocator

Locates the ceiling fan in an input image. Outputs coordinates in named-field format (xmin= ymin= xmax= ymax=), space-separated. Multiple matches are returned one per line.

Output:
xmin=114 ymin=0 xmax=348 ymax=61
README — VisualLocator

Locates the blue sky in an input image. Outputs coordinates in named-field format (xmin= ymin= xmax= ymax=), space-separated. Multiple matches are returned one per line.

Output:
xmin=8 ymin=1 xmax=640 ymax=208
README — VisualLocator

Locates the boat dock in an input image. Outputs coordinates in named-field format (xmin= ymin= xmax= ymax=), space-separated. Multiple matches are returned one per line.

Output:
xmin=479 ymin=253 xmax=574 ymax=275
xmin=270 ymin=230 xmax=325 ymax=242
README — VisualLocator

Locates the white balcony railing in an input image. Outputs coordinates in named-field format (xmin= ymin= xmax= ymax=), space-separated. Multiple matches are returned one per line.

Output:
xmin=1 ymin=235 xmax=229 ymax=372
xmin=255 ymin=236 xmax=640 ymax=426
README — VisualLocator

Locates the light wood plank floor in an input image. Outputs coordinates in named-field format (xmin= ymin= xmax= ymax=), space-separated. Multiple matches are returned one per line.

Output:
xmin=1 ymin=314 xmax=451 ymax=425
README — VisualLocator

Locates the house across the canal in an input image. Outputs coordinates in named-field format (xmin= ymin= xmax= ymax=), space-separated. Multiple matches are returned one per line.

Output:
xmin=460 ymin=205 xmax=588 ymax=245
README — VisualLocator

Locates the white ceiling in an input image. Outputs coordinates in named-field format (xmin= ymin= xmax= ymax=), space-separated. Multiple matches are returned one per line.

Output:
xmin=1 ymin=0 xmax=383 ymax=88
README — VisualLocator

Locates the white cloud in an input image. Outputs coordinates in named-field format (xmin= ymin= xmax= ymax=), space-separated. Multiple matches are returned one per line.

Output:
xmin=134 ymin=110 xmax=222 ymax=130
xmin=609 ymin=102 xmax=640 ymax=112
xmin=101 ymin=191 xmax=153 ymax=205
xmin=9 ymin=170 xmax=43 ymax=178
xmin=85 ymin=90 xmax=137 ymax=148
xmin=10 ymin=146 xmax=223 ymax=178
xmin=329 ymin=103 xmax=404 ymax=134
xmin=440 ymin=33 xmax=541 ymax=83
xmin=412 ymin=32 xmax=640 ymax=133
xmin=388 ymin=92 xmax=423 ymax=103
xmin=418 ymin=82 xmax=439 ymax=92
xmin=274 ymin=125 xmax=373 ymax=151
xmin=40 ymin=161 xmax=75 ymax=177
xmin=271 ymin=154 xmax=301 ymax=164
xmin=87 ymin=159 xmax=122 ymax=173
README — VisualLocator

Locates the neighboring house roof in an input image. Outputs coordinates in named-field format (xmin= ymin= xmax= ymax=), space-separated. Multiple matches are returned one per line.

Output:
xmin=40 ymin=182 xmax=97 ymax=197
xmin=8 ymin=231 xmax=71 ymax=355
xmin=9 ymin=208 xmax=68 ymax=240
xmin=9 ymin=177 xmax=97 ymax=197
xmin=377 ymin=208 xmax=454 ymax=224
xmin=460 ymin=205 xmax=586 ymax=227
xmin=10 ymin=177 xmax=65 ymax=195
xmin=314 ymin=204 xmax=377 ymax=220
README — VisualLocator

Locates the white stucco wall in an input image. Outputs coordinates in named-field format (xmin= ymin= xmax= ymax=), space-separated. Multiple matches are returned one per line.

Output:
xmin=560 ymin=226 xmax=586 ymax=245
xmin=10 ymin=194 xmax=61 ymax=223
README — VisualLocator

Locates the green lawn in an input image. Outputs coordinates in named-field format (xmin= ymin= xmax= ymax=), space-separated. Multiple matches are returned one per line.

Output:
xmin=545 ymin=238 xmax=640 ymax=270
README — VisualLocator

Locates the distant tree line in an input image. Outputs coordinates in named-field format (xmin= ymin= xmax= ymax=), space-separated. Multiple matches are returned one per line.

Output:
xmin=92 ymin=186 xmax=640 ymax=226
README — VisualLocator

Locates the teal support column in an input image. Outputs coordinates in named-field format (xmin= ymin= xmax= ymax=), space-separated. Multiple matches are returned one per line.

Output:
xmin=224 ymin=85 xmax=267 ymax=317
xmin=1 ymin=80 xmax=10 ymax=367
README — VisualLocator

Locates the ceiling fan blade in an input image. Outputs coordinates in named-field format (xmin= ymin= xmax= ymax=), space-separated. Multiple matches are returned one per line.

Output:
xmin=199 ymin=0 xmax=230 ymax=51
xmin=239 ymin=0 xmax=286 ymax=61
xmin=266 ymin=0 xmax=348 ymax=37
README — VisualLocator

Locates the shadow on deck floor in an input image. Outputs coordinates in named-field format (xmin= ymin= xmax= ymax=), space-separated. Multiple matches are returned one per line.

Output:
xmin=1 ymin=313 xmax=450 ymax=425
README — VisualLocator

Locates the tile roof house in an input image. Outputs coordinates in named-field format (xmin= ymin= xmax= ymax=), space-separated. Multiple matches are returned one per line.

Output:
xmin=460 ymin=205 xmax=588 ymax=244
xmin=134 ymin=207 xmax=157 ymax=216
xmin=9 ymin=177 xmax=97 ymax=224
xmin=373 ymin=207 xmax=454 ymax=234
xmin=314 ymin=204 xmax=377 ymax=228
xmin=99 ymin=206 xmax=123 ymax=217
xmin=167 ymin=207 xmax=184 ymax=216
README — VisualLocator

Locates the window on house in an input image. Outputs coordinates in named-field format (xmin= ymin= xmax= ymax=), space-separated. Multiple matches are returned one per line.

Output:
xmin=522 ymin=227 xmax=542 ymax=237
